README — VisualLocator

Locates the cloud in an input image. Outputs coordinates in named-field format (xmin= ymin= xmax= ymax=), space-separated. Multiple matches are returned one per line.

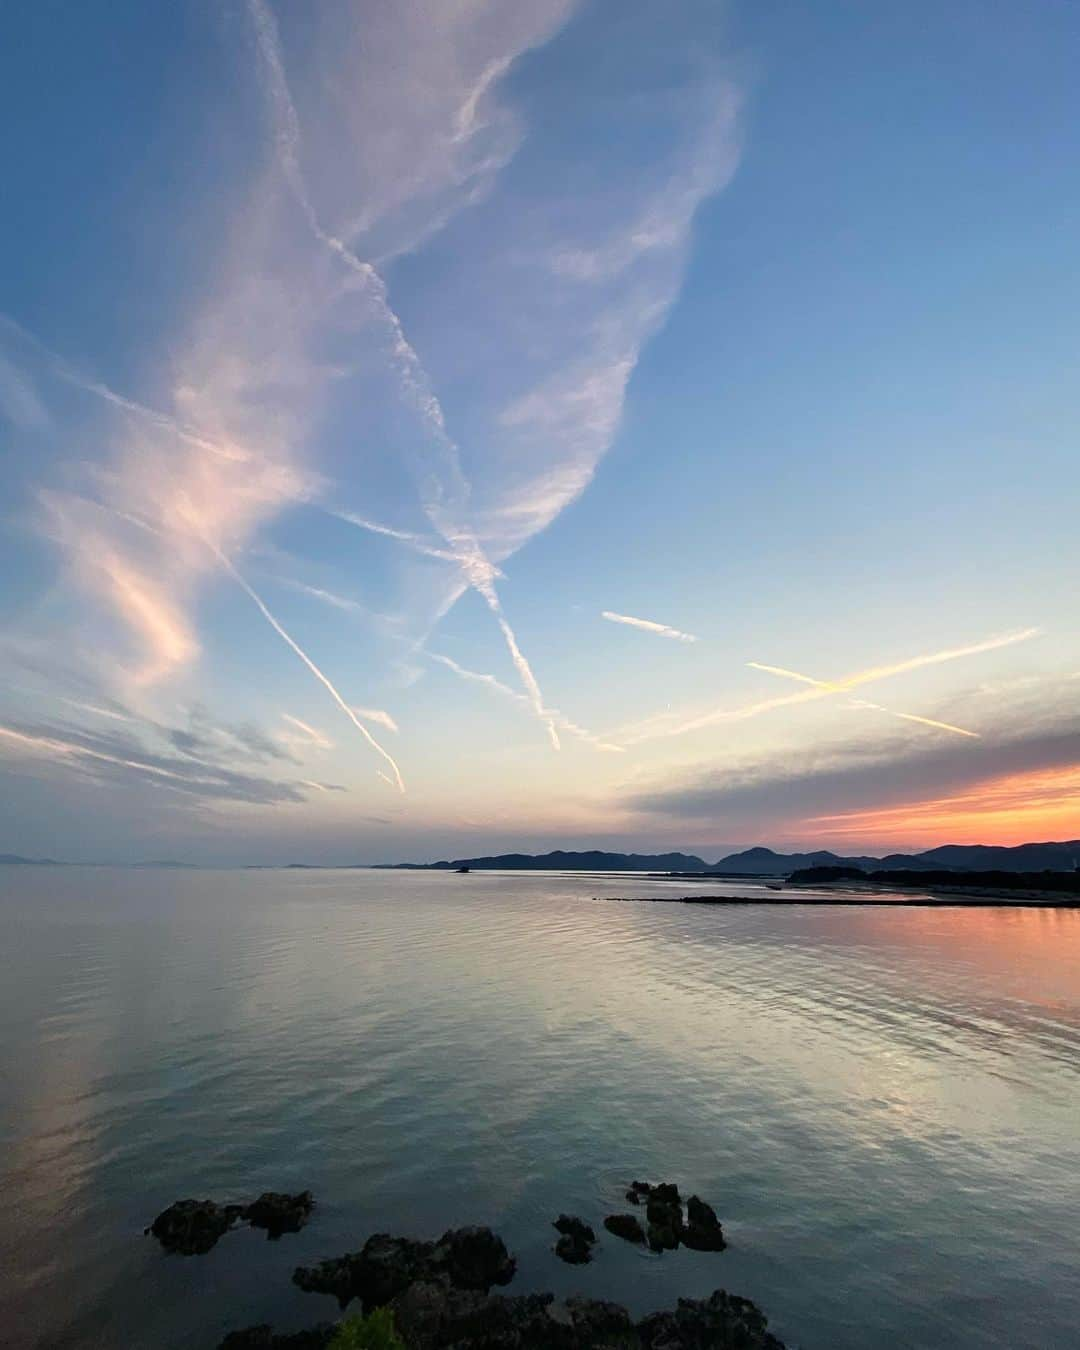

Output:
xmin=623 ymin=676 xmax=1080 ymax=841
xmin=212 ymin=548 xmax=406 ymax=791
xmin=166 ymin=704 xmax=300 ymax=764
xmin=281 ymin=713 xmax=333 ymax=750
xmin=0 ymin=720 xmax=312 ymax=807
xmin=2 ymin=0 xmax=744 ymax=812
xmin=353 ymin=707 xmax=399 ymax=734
xmin=619 ymin=628 xmax=1041 ymax=744
xmin=429 ymin=651 xmax=623 ymax=753
xmin=601 ymin=611 xmax=698 ymax=643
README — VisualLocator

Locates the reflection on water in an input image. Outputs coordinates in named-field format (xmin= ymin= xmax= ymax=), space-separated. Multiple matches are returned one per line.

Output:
xmin=0 ymin=867 xmax=1078 ymax=1349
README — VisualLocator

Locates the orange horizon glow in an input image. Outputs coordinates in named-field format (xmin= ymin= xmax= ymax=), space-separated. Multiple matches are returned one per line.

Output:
xmin=802 ymin=762 xmax=1080 ymax=848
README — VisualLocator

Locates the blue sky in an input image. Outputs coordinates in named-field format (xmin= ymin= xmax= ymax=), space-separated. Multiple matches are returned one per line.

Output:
xmin=1 ymin=0 xmax=1078 ymax=864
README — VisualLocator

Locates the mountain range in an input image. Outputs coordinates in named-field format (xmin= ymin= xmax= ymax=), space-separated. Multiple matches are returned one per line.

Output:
xmin=380 ymin=840 xmax=1080 ymax=875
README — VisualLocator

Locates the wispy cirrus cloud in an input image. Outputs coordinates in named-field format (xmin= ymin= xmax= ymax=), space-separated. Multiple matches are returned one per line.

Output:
xmin=281 ymin=713 xmax=333 ymax=751
xmin=0 ymin=720 xmax=314 ymax=807
xmin=601 ymin=611 xmax=698 ymax=643
xmin=2 ymin=0 xmax=743 ymax=818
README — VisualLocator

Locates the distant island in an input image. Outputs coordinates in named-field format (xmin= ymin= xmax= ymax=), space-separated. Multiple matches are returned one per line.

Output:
xmin=377 ymin=839 xmax=1080 ymax=875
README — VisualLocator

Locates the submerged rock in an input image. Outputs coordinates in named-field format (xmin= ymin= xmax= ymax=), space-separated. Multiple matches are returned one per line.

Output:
xmin=552 ymin=1215 xmax=596 ymax=1265
xmin=146 ymin=1198 xmax=245 ymax=1255
xmin=603 ymin=1213 xmax=646 ymax=1245
xmin=681 ymin=1196 xmax=726 ymax=1252
xmin=294 ymin=1227 xmax=515 ymax=1311
xmin=245 ymin=1191 xmax=316 ymax=1240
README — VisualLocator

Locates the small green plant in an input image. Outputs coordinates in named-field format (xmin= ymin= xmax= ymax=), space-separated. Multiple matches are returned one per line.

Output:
xmin=327 ymin=1307 xmax=405 ymax=1350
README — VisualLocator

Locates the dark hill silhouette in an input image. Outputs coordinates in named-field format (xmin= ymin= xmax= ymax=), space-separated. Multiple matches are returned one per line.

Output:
xmin=380 ymin=840 xmax=1080 ymax=875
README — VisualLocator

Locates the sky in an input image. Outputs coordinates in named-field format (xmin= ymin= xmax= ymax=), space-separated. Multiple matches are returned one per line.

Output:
xmin=1 ymin=0 xmax=1078 ymax=865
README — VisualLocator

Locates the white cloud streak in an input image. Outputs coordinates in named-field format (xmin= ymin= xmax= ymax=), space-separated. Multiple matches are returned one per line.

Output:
xmin=618 ymin=629 xmax=1040 ymax=745
xmin=211 ymin=544 xmax=406 ymax=791
xmin=430 ymin=651 xmax=623 ymax=752
xmin=601 ymin=610 xmax=698 ymax=643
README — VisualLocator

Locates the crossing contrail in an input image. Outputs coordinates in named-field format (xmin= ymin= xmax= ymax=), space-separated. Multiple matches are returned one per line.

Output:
xmin=248 ymin=0 xmax=558 ymax=749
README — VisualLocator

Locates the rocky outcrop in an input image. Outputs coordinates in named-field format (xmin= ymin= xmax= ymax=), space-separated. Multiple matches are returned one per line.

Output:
xmin=147 ymin=1199 xmax=246 ymax=1255
xmin=293 ymin=1227 xmax=516 ymax=1311
xmin=223 ymin=1284 xmax=786 ymax=1348
xmin=609 ymin=1182 xmax=726 ymax=1255
xmin=603 ymin=1213 xmax=646 ymax=1245
xmin=644 ymin=1184 xmax=682 ymax=1253
xmin=638 ymin=1289 xmax=785 ymax=1349
xmin=246 ymin=1191 xmax=316 ymax=1239
xmin=552 ymin=1215 xmax=596 ymax=1264
xmin=218 ymin=1326 xmax=334 ymax=1348
xmin=681 ymin=1196 xmax=726 ymax=1252
xmin=147 ymin=1191 xmax=315 ymax=1254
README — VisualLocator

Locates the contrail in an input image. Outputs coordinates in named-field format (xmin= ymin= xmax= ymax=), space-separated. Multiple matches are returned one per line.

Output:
xmin=846 ymin=698 xmax=980 ymax=739
xmin=602 ymin=611 xmax=698 ymax=643
xmin=618 ymin=629 xmax=1038 ymax=745
xmin=248 ymin=0 xmax=557 ymax=748
xmin=209 ymin=541 xmax=405 ymax=791
xmin=430 ymin=651 xmax=624 ymax=752
xmin=748 ymin=666 xmax=979 ymax=738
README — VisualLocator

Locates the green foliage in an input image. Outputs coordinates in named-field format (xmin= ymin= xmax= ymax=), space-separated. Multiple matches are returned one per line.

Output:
xmin=327 ymin=1307 xmax=405 ymax=1350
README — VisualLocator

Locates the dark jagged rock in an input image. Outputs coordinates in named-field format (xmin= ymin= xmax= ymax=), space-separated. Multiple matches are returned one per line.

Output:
xmin=294 ymin=1234 xmax=434 ymax=1309
xmin=218 ymin=1325 xmax=334 ymax=1349
xmin=681 ymin=1196 xmax=725 ymax=1252
xmin=392 ymin=1281 xmax=574 ymax=1349
xmin=146 ymin=1198 xmax=245 ymax=1255
xmin=388 ymin=1282 xmax=784 ymax=1348
xmin=603 ymin=1213 xmax=646 ymax=1245
xmin=638 ymin=1289 xmax=785 ymax=1349
xmin=433 ymin=1226 xmax=516 ymax=1291
xmin=565 ymin=1296 xmax=637 ymax=1344
xmin=645 ymin=1192 xmax=681 ymax=1253
xmin=552 ymin=1215 xmax=596 ymax=1265
xmin=294 ymin=1227 xmax=515 ymax=1311
xmin=245 ymin=1191 xmax=315 ymax=1239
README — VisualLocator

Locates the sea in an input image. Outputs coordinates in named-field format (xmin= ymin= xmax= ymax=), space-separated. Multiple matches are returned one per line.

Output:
xmin=1 ymin=865 xmax=1078 ymax=1349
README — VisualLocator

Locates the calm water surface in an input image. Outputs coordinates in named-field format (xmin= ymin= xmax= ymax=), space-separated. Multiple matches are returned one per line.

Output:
xmin=1 ymin=867 xmax=1078 ymax=1349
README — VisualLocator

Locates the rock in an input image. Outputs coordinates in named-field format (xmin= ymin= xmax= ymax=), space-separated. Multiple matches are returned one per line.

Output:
xmin=433 ymin=1225 xmax=517 ymax=1291
xmin=217 ymin=1326 xmax=334 ymax=1349
xmin=294 ymin=1227 xmax=515 ymax=1311
xmin=649 ymin=1183 xmax=680 ymax=1205
xmin=565 ymin=1296 xmax=637 ymax=1344
xmin=603 ymin=1213 xmax=646 ymax=1245
xmin=644 ymin=1193 xmax=682 ymax=1253
xmin=294 ymin=1234 xmax=433 ymax=1310
xmin=147 ymin=1198 xmax=245 ymax=1255
xmin=552 ymin=1215 xmax=596 ymax=1265
xmin=625 ymin=1189 xmax=642 ymax=1204
xmin=681 ymin=1196 xmax=725 ymax=1252
xmin=392 ymin=1280 xmax=575 ymax=1349
xmin=245 ymin=1191 xmax=315 ymax=1239
xmin=638 ymin=1289 xmax=785 ymax=1349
